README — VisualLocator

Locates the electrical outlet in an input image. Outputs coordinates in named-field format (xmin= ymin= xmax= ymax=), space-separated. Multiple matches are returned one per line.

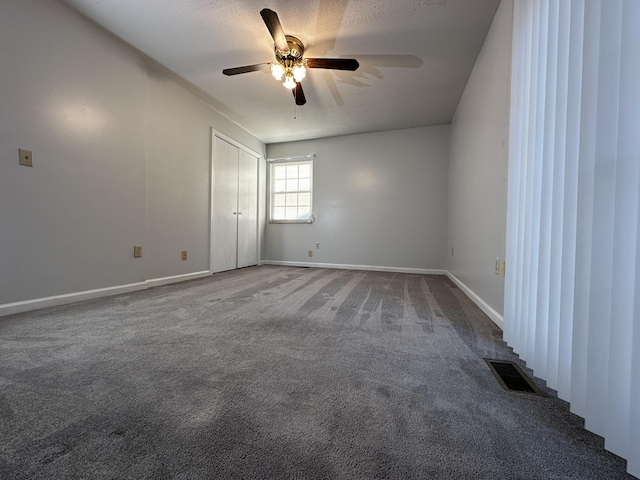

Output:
xmin=19 ymin=148 xmax=33 ymax=167
xmin=308 ymin=250 xmax=313 ymax=257
xmin=495 ymin=257 xmax=500 ymax=275
xmin=181 ymin=250 xmax=188 ymax=261
xmin=315 ymin=242 xmax=320 ymax=249
xmin=134 ymin=245 xmax=142 ymax=258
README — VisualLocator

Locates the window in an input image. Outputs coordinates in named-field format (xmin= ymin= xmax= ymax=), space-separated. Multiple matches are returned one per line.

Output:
xmin=268 ymin=155 xmax=313 ymax=223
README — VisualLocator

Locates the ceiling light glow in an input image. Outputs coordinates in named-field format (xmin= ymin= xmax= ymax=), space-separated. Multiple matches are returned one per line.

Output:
xmin=283 ymin=73 xmax=296 ymax=89
xmin=271 ymin=63 xmax=285 ymax=81
xmin=292 ymin=65 xmax=306 ymax=82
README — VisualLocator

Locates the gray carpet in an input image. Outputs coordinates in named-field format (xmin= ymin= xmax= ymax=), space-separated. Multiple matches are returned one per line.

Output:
xmin=0 ymin=266 xmax=633 ymax=479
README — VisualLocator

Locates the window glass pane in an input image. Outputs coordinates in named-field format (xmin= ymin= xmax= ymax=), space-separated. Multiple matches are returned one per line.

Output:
xmin=298 ymin=207 xmax=311 ymax=219
xmin=274 ymin=193 xmax=286 ymax=207
xmin=285 ymin=193 xmax=298 ymax=206
xmin=286 ymin=164 xmax=298 ymax=178
xmin=274 ymin=179 xmax=286 ymax=193
xmin=298 ymin=164 xmax=311 ymax=178
xmin=274 ymin=165 xmax=286 ymax=180
xmin=298 ymin=193 xmax=310 ymax=206
xmin=298 ymin=178 xmax=310 ymax=192
xmin=285 ymin=207 xmax=298 ymax=220
xmin=286 ymin=179 xmax=298 ymax=192
xmin=273 ymin=207 xmax=285 ymax=219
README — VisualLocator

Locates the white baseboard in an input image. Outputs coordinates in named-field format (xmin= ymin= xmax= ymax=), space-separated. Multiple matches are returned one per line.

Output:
xmin=0 ymin=271 xmax=211 ymax=317
xmin=262 ymin=260 xmax=447 ymax=276
xmin=0 ymin=282 xmax=147 ymax=317
xmin=145 ymin=271 xmax=211 ymax=288
xmin=445 ymin=272 xmax=504 ymax=330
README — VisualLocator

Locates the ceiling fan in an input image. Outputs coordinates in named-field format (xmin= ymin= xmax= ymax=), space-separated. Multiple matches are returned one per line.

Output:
xmin=222 ymin=8 xmax=359 ymax=106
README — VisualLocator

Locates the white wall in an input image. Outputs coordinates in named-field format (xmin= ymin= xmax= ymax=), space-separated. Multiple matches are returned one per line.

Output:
xmin=265 ymin=126 xmax=450 ymax=271
xmin=446 ymin=0 xmax=513 ymax=319
xmin=0 ymin=0 xmax=264 ymax=309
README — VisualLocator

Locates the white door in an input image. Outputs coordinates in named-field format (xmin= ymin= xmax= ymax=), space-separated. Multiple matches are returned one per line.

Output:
xmin=212 ymin=137 xmax=239 ymax=273
xmin=237 ymin=149 xmax=258 ymax=268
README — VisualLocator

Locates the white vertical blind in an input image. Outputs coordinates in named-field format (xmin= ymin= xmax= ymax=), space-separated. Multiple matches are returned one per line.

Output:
xmin=610 ymin=1 xmax=640 ymax=471
xmin=505 ymin=0 xmax=640 ymax=476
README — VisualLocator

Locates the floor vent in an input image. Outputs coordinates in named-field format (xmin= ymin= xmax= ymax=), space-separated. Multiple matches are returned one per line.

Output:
xmin=485 ymin=359 xmax=544 ymax=395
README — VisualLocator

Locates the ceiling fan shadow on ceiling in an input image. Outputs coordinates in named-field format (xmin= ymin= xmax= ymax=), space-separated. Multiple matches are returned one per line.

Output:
xmin=222 ymin=8 xmax=359 ymax=106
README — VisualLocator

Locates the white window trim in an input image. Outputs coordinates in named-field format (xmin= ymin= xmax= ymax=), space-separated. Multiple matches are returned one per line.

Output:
xmin=267 ymin=154 xmax=315 ymax=224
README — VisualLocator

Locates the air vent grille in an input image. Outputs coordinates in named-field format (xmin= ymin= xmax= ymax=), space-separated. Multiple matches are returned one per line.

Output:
xmin=485 ymin=359 xmax=544 ymax=395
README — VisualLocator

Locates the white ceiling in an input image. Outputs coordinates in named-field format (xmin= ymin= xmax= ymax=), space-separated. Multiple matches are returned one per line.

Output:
xmin=60 ymin=0 xmax=501 ymax=144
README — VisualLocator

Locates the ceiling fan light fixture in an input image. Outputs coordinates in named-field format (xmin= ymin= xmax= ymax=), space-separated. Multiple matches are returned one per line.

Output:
xmin=271 ymin=63 xmax=285 ymax=81
xmin=221 ymin=9 xmax=359 ymax=105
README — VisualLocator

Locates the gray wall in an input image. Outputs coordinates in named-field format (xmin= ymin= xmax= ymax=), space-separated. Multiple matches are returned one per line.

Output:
xmin=446 ymin=0 xmax=513 ymax=318
xmin=0 ymin=0 xmax=264 ymax=306
xmin=266 ymin=126 xmax=450 ymax=271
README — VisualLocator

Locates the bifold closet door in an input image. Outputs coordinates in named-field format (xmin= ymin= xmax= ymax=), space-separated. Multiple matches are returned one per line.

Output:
xmin=237 ymin=149 xmax=258 ymax=268
xmin=212 ymin=136 xmax=259 ymax=273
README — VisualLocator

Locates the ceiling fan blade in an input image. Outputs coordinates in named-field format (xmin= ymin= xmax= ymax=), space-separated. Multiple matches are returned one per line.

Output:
xmin=306 ymin=58 xmax=360 ymax=71
xmin=293 ymin=82 xmax=306 ymax=106
xmin=222 ymin=63 xmax=270 ymax=76
xmin=260 ymin=9 xmax=289 ymax=52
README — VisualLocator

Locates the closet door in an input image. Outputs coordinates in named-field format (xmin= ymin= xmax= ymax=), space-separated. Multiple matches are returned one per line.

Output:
xmin=237 ymin=150 xmax=258 ymax=268
xmin=212 ymin=137 xmax=239 ymax=273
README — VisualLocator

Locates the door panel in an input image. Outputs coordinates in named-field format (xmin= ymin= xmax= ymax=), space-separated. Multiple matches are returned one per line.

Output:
xmin=211 ymin=138 xmax=239 ymax=273
xmin=237 ymin=150 xmax=258 ymax=268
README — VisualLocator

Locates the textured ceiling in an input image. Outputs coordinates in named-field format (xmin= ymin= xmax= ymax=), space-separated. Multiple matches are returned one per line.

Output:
xmin=59 ymin=0 xmax=501 ymax=144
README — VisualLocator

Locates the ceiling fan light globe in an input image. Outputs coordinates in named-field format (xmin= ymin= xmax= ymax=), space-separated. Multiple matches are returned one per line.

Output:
xmin=271 ymin=63 xmax=285 ymax=80
xmin=283 ymin=75 xmax=296 ymax=90
xmin=293 ymin=65 xmax=307 ymax=82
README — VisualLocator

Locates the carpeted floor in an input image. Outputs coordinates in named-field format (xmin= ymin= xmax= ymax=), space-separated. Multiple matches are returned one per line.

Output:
xmin=0 ymin=266 xmax=634 ymax=479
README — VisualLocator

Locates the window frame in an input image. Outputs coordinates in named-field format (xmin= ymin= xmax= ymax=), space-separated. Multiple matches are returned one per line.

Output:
xmin=267 ymin=154 xmax=314 ymax=224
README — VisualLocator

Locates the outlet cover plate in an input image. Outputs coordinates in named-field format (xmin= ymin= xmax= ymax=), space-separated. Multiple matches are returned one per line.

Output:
xmin=19 ymin=148 xmax=33 ymax=167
